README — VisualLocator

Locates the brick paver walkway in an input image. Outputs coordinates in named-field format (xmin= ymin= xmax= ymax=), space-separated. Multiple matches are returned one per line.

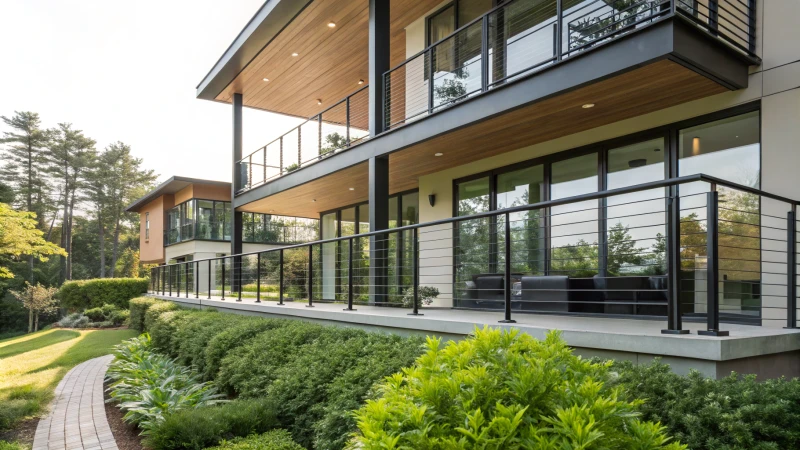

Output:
xmin=33 ymin=355 xmax=117 ymax=450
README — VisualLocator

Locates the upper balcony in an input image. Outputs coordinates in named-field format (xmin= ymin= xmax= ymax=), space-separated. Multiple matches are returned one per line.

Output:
xmin=203 ymin=0 xmax=760 ymax=199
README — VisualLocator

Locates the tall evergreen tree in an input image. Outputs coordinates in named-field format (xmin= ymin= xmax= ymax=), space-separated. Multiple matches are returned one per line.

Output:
xmin=46 ymin=123 xmax=96 ymax=282
xmin=0 ymin=112 xmax=54 ymax=280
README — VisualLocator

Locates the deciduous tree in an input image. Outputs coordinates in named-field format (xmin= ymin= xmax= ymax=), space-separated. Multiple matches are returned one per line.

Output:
xmin=9 ymin=282 xmax=60 ymax=332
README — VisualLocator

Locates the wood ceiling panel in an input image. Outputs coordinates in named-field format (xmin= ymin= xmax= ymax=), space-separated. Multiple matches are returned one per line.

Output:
xmin=238 ymin=60 xmax=726 ymax=218
xmin=215 ymin=0 xmax=450 ymax=119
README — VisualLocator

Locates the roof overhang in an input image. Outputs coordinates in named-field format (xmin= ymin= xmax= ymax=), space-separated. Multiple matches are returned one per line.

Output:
xmin=196 ymin=0 xmax=314 ymax=103
xmin=126 ymin=176 xmax=230 ymax=213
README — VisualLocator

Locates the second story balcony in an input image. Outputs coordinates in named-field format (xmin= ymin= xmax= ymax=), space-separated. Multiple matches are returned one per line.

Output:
xmin=209 ymin=0 xmax=760 ymax=196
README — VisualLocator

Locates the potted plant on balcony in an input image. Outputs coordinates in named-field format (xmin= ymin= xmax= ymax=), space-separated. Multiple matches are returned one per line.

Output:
xmin=319 ymin=132 xmax=347 ymax=159
xmin=401 ymin=286 xmax=440 ymax=309
xmin=284 ymin=163 xmax=300 ymax=173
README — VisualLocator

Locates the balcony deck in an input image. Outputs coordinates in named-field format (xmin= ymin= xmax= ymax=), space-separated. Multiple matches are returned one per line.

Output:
xmin=150 ymin=291 xmax=800 ymax=380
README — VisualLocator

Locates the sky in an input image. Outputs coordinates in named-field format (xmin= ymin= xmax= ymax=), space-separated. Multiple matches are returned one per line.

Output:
xmin=0 ymin=0 xmax=303 ymax=184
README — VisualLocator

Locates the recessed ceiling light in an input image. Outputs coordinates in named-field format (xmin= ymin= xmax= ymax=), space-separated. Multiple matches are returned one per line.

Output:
xmin=582 ymin=103 xmax=595 ymax=109
xmin=262 ymin=77 xmax=269 ymax=82
xmin=328 ymin=22 xmax=336 ymax=28
xmin=434 ymin=152 xmax=443 ymax=157
xmin=291 ymin=52 xmax=299 ymax=57
xmin=358 ymin=79 xmax=364 ymax=85
xmin=317 ymin=99 xmax=322 ymax=105
xmin=349 ymin=187 xmax=355 ymax=191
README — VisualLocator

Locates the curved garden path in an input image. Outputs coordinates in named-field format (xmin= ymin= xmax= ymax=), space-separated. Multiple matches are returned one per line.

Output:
xmin=32 ymin=355 xmax=118 ymax=450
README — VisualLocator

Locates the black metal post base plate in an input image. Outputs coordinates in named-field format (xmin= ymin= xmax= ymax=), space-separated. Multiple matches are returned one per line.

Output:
xmin=661 ymin=329 xmax=690 ymax=335
xmin=408 ymin=313 xmax=424 ymax=316
xmin=498 ymin=319 xmax=517 ymax=324
xmin=698 ymin=330 xmax=729 ymax=337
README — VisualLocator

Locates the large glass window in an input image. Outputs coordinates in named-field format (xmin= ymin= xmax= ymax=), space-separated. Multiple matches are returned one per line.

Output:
xmin=498 ymin=165 xmax=546 ymax=275
xmin=679 ymin=111 xmax=761 ymax=320
xmin=550 ymin=153 xmax=599 ymax=277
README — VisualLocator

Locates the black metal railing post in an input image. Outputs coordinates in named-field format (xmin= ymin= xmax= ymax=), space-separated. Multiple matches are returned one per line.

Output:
xmin=207 ymin=259 xmax=212 ymax=299
xmin=221 ymin=258 xmax=226 ymax=301
xmin=663 ymin=193 xmax=688 ymax=334
xmin=307 ymin=245 xmax=314 ymax=307
xmin=195 ymin=261 xmax=199 ymax=299
xmin=787 ymin=207 xmax=797 ymax=328
xmin=556 ymin=0 xmax=563 ymax=60
xmin=500 ymin=212 xmax=516 ymax=323
xmin=278 ymin=249 xmax=285 ymax=305
xmin=699 ymin=191 xmax=728 ymax=336
xmin=185 ymin=263 xmax=189 ymax=298
xmin=708 ymin=0 xmax=719 ymax=36
xmin=481 ymin=15 xmax=489 ymax=92
xmin=237 ymin=257 xmax=243 ymax=302
xmin=409 ymin=227 xmax=422 ymax=316
xmin=169 ymin=265 xmax=172 ymax=296
xmin=344 ymin=238 xmax=356 ymax=311
xmin=427 ymin=49 xmax=434 ymax=114
xmin=176 ymin=264 xmax=181 ymax=297
xmin=256 ymin=252 xmax=262 ymax=303
xmin=162 ymin=266 xmax=166 ymax=295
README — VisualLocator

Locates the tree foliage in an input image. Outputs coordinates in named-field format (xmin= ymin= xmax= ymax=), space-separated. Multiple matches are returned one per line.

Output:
xmin=0 ymin=203 xmax=66 ymax=280
xmin=9 ymin=282 xmax=59 ymax=332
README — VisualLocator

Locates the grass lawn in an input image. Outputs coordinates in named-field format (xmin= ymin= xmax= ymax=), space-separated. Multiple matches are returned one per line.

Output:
xmin=0 ymin=328 xmax=138 ymax=431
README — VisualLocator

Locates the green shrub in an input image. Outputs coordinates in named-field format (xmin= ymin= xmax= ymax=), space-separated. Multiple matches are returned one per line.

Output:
xmin=129 ymin=297 xmax=159 ymax=331
xmin=109 ymin=309 xmax=130 ymax=326
xmin=145 ymin=398 xmax=280 ymax=450
xmin=203 ymin=317 xmax=289 ymax=381
xmin=144 ymin=301 xmax=179 ymax=333
xmin=106 ymin=334 xmax=225 ymax=433
xmin=84 ymin=307 xmax=105 ymax=322
xmin=0 ymin=441 xmax=26 ymax=450
xmin=350 ymin=327 xmax=684 ymax=449
xmin=59 ymin=278 xmax=149 ymax=310
xmin=149 ymin=310 xmax=193 ymax=355
xmin=612 ymin=360 xmax=800 ymax=450
xmin=173 ymin=310 xmax=244 ymax=373
xmin=207 ymin=430 xmax=304 ymax=450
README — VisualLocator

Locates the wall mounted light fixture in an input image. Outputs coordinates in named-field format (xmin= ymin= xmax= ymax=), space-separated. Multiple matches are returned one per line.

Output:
xmin=428 ymin=194 xmax=436 ymax=207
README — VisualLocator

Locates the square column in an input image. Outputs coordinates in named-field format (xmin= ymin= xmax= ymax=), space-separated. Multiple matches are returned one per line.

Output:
xmin=368 ymin=0 xmax=390 ymax=136
xmin=231 ymin=93 xmax=244 ymax=291
xmin=369 ymin=156 xmax=389 ymax=304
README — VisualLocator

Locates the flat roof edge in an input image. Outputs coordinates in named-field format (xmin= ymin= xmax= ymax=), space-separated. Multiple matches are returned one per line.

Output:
xmin=196 ymin=0 xmax=314 ymax=101
xmin=126 ymin=176 xmax=230 ymax=212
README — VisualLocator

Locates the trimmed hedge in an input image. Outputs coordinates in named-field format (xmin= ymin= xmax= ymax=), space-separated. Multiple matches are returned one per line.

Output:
xmin=129 ymin=297 xmax=159 ymax=331
xmin=144 ymin=301 xmax=179 ymax=333
xmin=145 ymin=398 xmax=280 ymax=450
xmin=142 ymin=304 xmax=425 ymax=450
xmin=207 ymin=430 xmax=303 ymax=450
xmin=59 ymin=278 xmax=149 ymax=310
xmin=612 ymin=360 xmax=800 ymax=450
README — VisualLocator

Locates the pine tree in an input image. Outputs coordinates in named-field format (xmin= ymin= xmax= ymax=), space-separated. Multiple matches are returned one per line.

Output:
xmin=0 ymin=112 xmax=54 ymax=281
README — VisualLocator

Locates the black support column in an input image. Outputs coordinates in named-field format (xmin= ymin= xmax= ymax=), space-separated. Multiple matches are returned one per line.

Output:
xmin=369 ymin=156 xmax=390 ymax=304
xmin=231 ymin=93 xmax=244 ymax=293
xmin=368 ymin=0 xmax=390 ymax=136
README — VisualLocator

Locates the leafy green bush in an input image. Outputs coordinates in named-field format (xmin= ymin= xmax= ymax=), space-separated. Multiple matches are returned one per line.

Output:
xmin=57 ymin=313 xmax=90 ymax=328
xmin=349 ymin=327 xmax=684 ymax=449
xmin=207 ymin=430 xmax=304 ymax=450
xmin=145 ymin=398 xmax=280 ymax=450
xmin=84 ymin=307 xmax=105 ymax=322
xmin=612 ymin=360 xmax=800 ymax=450
xmin=0 ymin=441 xmax=26 ymax=450
xmin=106 ymin=334 xmax=225 ymax=433
xmin=203 ymin=317 xmax=288 ymax=381
xmin=172 ymin=310 xmax=244 ymax=373
xmin=58 ymin=278 xmax=149 ymax=310
xmin=149 ymin=310 xmax=193 ymax=355
xmin=129 ymin=297 xmax=159 ymax=331
xmin=144 ymin=301 xmax=179 ymax=333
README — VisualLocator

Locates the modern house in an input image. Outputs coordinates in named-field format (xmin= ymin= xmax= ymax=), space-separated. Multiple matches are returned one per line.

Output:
xmin=127 ymin=176 xmax=318 ymax=264
xmin=150 ymin=0 xmax=800 ymax=378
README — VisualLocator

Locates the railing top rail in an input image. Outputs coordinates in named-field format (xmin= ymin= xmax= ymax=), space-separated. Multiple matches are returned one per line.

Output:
xmin=156 ymin=173 xmax=798 ymax=267
xmin=238 ymin=84 xmax=370 ymax=164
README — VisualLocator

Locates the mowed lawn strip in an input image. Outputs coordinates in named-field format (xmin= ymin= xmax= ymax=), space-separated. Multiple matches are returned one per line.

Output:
xmin=0 ymin=328 xmax=138 ymax=430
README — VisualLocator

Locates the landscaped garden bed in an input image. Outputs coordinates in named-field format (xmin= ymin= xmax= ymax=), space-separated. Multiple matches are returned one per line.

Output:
xmin=97 ymin=297 xmax=800 ymax=450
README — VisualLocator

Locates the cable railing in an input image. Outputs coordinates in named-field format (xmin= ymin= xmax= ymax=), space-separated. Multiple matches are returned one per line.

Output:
xmin=383 ymin=0 xmax=758 ymax=130
xmin=151 ymin=173 xmax=797 ymax=334
xmin=236 ymin=86 xmax=370 ymax=192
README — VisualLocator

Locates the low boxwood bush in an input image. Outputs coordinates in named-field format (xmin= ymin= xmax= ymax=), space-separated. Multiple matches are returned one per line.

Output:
xmin=144 ymin=301 xmax=180 ymax=333
xmin=59 ymin=278 xmax=149 ymax=310
xmin=145 ymin=398 xmax=280 ymax=450
xmin=83 ymin=304 xmax=129 ymax=326
xmin=207 ymin=430 xmax=303 ymax=450
xmin=130 ymin=297 xmax=159 ymax=331
xmin=612 ymin=360 xmax=800 ymax=450
xmin=349 ymin=327 xmax=684 ymax=449
xmin=173 ymin=311 xmax=245 ymax=373
xmin=106 ymin=334 xmax=225 ymax=433
xmin=203 ymin=317 xmax=289 ymax=381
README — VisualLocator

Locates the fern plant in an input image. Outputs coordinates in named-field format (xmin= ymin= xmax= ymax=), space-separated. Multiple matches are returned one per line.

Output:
xmin=348 ymin=327 xmax=685 ymax=449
